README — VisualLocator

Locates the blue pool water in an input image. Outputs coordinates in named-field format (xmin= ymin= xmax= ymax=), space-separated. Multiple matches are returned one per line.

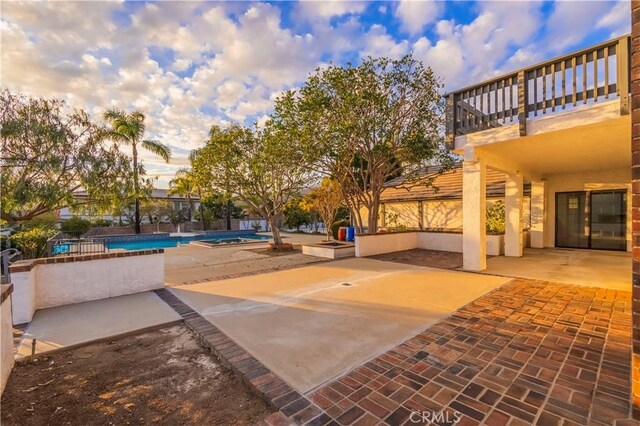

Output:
xmin=104 ymin=233 xmax=272 ymax=251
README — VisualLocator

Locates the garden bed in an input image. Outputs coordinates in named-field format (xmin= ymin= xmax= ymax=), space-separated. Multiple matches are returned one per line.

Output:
xmin=1 ymin=325 xmax=271 ymax=425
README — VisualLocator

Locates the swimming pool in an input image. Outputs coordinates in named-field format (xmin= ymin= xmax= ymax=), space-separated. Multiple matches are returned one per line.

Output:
xmin=103 ymin=233 xmax=272 ymax=251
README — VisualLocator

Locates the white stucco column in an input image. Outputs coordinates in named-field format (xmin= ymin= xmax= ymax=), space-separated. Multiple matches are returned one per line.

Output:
xmin=530 ymin=181 xmax=546 ymax=249
xmin=505 ymin=172 xmax=524 ymax=257
xmin=463 ymin=157 xmax=486 ymax=271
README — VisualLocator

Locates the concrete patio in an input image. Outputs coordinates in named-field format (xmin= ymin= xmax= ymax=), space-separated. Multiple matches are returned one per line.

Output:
xmin=483 ymin=248 xmax=631 ymax=291
xmin=169 ymin=257 xmax=510 ymax=394
xmin=15 ymin=292 xmax=180 ymax=358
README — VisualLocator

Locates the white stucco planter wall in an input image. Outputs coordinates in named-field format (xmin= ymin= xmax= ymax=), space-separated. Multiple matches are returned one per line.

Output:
xmin=355 ymin=232 xmax=418 ymax=257
xmin=10 ymin=250 xmax=164 ymax=325
xmin=1 ymin=286 xmax=15 ymax=395
xmin=356 ymin=231 xmax=504 ymax=257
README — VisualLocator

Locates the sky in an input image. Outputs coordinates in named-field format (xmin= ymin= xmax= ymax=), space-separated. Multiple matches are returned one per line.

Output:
xmin=1 ymin=0 xmax=630 ymax=187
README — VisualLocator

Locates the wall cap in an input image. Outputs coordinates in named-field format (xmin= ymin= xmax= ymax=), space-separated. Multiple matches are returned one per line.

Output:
xmin=9 ymin=249 xmax=164 ymax=273
xmin=355 ymin=229 xmax=506 ymax=237
xmin=1 ymin=284 xmax=13 ymax=304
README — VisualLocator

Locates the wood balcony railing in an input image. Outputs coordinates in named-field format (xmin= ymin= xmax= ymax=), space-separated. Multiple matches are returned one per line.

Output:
xmin=445 ymin=35 xmax=630 ymax=148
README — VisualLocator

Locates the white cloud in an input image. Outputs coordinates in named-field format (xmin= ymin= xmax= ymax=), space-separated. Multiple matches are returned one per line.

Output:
xmin=597 ymin=0 xmax=631 ymax=37
xmin=362 ymin=25 xmax=409 ymax=59
xmin=395 ymin=0 xmax=442 ymax=35
xmin=296 ymin=0 xmax=368 ymax=21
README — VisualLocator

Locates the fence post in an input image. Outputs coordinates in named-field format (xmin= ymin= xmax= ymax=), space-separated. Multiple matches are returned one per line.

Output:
xmin=445 ymin=93 xmax=456 ymax=150
xmin=618 ymin=36 xmax=630 ymax=115
xmin=517 ymin=70 xmax=527 ymax=136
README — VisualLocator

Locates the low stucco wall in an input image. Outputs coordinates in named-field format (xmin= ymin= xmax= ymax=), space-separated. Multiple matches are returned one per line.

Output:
xmin=1 ymin=285 xmax=14 ymax=395
xmin=355 ymin=232 xmax=418 ymax=257
xmin=356 ymin=231 xmax=504 ymax=257
xmin=10 ymin=250 xmax=164 ymax=325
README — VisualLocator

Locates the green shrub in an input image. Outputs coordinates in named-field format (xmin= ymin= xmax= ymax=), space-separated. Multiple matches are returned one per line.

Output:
xmin=23 ymin=213 xmax=58 ymax=230
xmin=331 ymin=220 xmax=350 ymax=240
xmin=486 ymin=201 xmax=505 ymax=234
xmin=91 ymin=218 xmax=112 ymax=228
xmin=10 ymin=227 xmax=58 ymax=259
xmin=60 ymin=216 xmax=92 ymax=235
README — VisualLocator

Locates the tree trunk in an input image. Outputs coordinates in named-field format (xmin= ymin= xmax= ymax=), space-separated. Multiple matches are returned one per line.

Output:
xmin=132 ymin=145 xmax=141 ymax=234
xmin=198 ymin=190 xmax=206 ymax=230
xmin=368 ymin=200 xmax=379 ymax=234
xmin=268 ymin=216 xmax=283 ymax=245
xmin=226 ymin=199 xmax=232 ymax=230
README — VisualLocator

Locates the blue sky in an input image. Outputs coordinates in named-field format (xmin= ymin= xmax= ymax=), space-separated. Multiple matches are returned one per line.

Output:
xmin=1 ymin=1 xmax=629 ymax=186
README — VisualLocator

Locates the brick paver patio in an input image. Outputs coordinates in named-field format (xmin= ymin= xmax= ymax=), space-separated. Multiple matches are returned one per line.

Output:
xmin=265 ymin=278 xmax=632 ymax=425
xmin=295 ymin=279 xmax=632 ymax=425
xmin=158 ymin=274 xmax=633 ymax=425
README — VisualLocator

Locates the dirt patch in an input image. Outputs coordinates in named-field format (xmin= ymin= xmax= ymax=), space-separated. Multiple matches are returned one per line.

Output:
xmin=245 ymin=245 xmax=303 ymax=256
xmin=1 ymin=325 xmax=271 ymax=425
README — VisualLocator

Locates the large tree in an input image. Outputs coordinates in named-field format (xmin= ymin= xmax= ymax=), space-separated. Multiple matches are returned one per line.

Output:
xmin=0 ymin=90 xmax=132 ymax=223
xmin=103 ymin=109 xmax=171 ymax=234
xmin=191 ymin=124 xmax=313 ymax=245
xmin=271 ymin=54 xmax=454 ymax=233
xmin=302 ymin=178 xmax=345 ymax=240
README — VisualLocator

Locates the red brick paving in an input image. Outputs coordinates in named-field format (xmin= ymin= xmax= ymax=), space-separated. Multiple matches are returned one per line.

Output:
xmin=159 ymin=277 xmax=633 ymax=425
xmin=303 ymin=279 xmax=632 ymax=425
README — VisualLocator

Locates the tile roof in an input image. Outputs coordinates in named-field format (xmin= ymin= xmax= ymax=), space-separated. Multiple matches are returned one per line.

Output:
xmin=380 ymin=165 xmax=529 ymax=202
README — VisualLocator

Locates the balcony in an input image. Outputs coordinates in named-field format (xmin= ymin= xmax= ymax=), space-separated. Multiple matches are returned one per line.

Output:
xmin=445 ymin=35 xmax=630 ymax=152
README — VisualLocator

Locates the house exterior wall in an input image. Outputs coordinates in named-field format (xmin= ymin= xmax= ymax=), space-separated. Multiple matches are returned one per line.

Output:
xmin=542 ymin=167 xmax=631 ymax=251
xmin=1 ymin=285 xmax=14 ymax=395
xmin=359 ymin=197 xmax=531 ymax=233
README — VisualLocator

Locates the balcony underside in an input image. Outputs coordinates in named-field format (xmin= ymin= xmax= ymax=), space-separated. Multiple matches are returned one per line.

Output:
xmin=454 ymin=100 xmax=630 ymax=178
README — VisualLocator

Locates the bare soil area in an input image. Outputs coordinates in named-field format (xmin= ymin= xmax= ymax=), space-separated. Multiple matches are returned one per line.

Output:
xmin=1 ymin=325 xmax=271 ymax=425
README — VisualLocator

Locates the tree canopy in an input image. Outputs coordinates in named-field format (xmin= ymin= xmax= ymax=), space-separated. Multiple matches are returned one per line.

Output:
xmin=103 ymin=109 xmax=171 ymax=234
xmin=190 ymin=124 xmax=314 ymax=245
xmin=270 ymin=54 xmax=454 ymax=233
xmin=0 ymin=89 xmax=132 ymax=223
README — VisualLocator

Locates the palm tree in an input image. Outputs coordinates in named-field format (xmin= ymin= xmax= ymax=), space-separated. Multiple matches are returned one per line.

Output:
xmin=104 ymin=109 xmax=171 ymax=234
xmin=169 ymin=169 xmax=195 ymax=230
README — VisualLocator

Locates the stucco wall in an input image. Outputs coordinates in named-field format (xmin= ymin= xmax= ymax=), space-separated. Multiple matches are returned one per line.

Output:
xmin=543 ymin=167 xmax=631 ymax=250
xmin=1 ymin=287 xmax=14 ymax=395
xmin=10 ymin=250 xmax=164 ymax=325
xmin=360 ymin=198 xmax=531 ymax=232
xmin=355 ymin=232 xmax=418 ymax=257
xmin=356 ymin=231 xmax=504 ymax=257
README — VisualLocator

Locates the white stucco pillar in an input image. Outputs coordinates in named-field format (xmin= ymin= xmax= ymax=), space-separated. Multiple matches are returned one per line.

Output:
xmin=505 ymin=172 xmax=524 ymax=257
xmin=463 ymin=158 xmax=487 ymax=271
xmin=530 ymin=181 xmax=546 ymax=249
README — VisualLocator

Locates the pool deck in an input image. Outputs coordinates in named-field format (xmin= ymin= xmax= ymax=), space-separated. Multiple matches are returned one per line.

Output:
xmin=164 ymin=232 xmax=328 ymax=285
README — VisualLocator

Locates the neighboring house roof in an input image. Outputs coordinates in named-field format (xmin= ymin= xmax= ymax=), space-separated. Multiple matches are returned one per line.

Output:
xmin=380 ymin=165 xmax=530 ymax=202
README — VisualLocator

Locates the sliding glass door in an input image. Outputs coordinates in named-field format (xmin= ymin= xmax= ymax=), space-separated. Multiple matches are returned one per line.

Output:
xmin=590 ymin=191 xmax=627 ymax=251
xmin=555 ymin=190 xmax=626 ymax=251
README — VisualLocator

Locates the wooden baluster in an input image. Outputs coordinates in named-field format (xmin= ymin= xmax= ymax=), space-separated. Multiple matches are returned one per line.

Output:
xmin=617 ymin=36 xmax=629 ymax=115
xmin=561 ymin=60 xmax=567 ymax=109
xmin=604 ymin=46 xmax=610 ymax=99
xmin=501 ymin=78 xmax=506 ymax=124
xmin=518 ymin=70 xmax=527 ymax=136
xmin=572 ymin=56 xmax=577 ymax=106
xmin=593 ymin=49 xmax=598 ymax=102
xmin=551 ymin=63 xmax=556 ymax=112
xmin=582 ymin=53 xmax=587 ymax=104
